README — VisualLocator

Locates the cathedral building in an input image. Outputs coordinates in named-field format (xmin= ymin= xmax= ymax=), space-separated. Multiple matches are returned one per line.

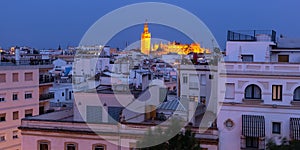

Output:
xmin=140 ymin=21 xmax=210 ymax=56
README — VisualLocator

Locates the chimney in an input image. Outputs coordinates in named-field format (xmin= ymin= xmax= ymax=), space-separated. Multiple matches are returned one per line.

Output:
xmin=15 ymin=47 xmax=20 ymax=65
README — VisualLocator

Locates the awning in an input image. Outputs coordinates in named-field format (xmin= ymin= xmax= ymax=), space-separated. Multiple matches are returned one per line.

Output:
xmin=242 ymin=115 xmax=265 ymax=137
xmin=290 ymin=118 xmax=300 ymax=140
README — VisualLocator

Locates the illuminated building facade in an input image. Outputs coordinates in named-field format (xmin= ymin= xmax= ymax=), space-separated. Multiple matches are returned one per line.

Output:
xmin=139 ymin=21 xmax=210 ymax=55
xmin=152 ymin=42 xmax=210 ymax=55
xmin=141 ymin=22 xmax=151 ymax=55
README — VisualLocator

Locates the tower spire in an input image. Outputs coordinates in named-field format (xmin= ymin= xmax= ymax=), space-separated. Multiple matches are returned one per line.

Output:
xmin=143 ymin=19 xmax=149 ymax=33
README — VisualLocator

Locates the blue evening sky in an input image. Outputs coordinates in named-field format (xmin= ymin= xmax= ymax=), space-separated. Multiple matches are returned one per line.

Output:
xmin=0 ymin=0 xmax=299 ymax=50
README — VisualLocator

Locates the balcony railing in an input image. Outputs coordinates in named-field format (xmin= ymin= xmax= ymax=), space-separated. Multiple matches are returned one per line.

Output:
xmin=39 ymin=93 xmax=54 ymax=101
xmin=0 ymin=59 xmax=53 ymax=66
xmin=39 ymin=77 xmax=54 ymax=84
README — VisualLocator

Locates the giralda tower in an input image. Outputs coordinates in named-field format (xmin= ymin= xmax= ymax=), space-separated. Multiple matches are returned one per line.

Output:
xmin=141 ymin=21 xmax=151 ymax=55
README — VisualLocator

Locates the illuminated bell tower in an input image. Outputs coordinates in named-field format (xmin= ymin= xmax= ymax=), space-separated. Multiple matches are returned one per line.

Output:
xmin=141 ymin=21 xmax=151 ymax=55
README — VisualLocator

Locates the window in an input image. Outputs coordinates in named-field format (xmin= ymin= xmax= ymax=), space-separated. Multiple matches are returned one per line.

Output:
xmin=244 ymin=84 xmax=261 ymax=99
xmin=13 ymin=111 xmax=19 ymax=120
xmin=65 ymin=142 xmax=78 ymax=150
xmin=200 ymin=96 xmax=206 ymax=105
xmin=62 ymin=92 xmax=64 ymax=97
xmin=241 ymin=55 xmax=253 ymax=62
xmin=189 ymin=74 xmax=198 ymax=89
xmin=225 ymin=83 xmax=235 ymax=99
xmin=25 ymin=109 xmax=33 ymax=117
xmin=0 ymin=74 xmax=6 ymax=83
xmin=209 ymin=74 xmax=214 ymax=79
xmin=13 ymin=93 xmax=18 ymax=100
xmin=12 ymin=73 xmax=18 ymax=82
xmin=246 ymin=137 xmax=258 ymax=148
xmin=189 ymin=96 xmax=198 ymax=102
xmin=0 ymin=135 xmax=5 ymax=142
xmin=272 ymin=122 xmax=281 ymax=134
xmin=294 ymin=87 xmax=300 ymax=101
xmin=200 ymin=74 xmax=206 ymax=85
xmin=182 ymin=74 xmax=188 ymax=84
xmin=0 ymin=113 xmax=6 ymax=122
xmin=272 ymin=85 xmax=282 ymax=100
xmin=38 ymin=140 xmax=50 ymax=150
xmin=278 ymin=55 xmax=289 ymax=62
xmin=93 ymin=144 xmax=106 ymax=150
xmin=12 ymin=130 xmax=18 ymax=139
xmin=25 ymin=72 xmax=33 ymax=81
xmin=0 ymin=94 xmax=5 ymax=102
xmin=25 ymin=92 xmax=32 ymax=99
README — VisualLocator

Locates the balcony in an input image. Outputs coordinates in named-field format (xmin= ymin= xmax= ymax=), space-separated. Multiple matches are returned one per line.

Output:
xmin=243 ymin=99 xmax=264 ymax=105
xmin=39 ymin=77 xmax=54 ymax=85
xmin=39 ymin=93 xmax=54 ymax=101
xmin=0 ymin=59 xmax=52 ymax=66
xmin=222 ymin=62 xmax=300 ymax=76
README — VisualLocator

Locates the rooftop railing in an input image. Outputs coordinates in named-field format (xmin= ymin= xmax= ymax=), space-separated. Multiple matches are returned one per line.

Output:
xmin=227 ymin=30 xmax=276 ymax=42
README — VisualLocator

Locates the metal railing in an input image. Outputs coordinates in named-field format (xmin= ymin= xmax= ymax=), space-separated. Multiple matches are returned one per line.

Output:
xmin=39 ymin=77 xmax=54 ymax=84
xmin=39 ymin=93 xmax=54 ymax=101
xmin=227 ymin=30 xmax=276 ymax=42
xmin=0 ymin=58 xmax=52 ymax=66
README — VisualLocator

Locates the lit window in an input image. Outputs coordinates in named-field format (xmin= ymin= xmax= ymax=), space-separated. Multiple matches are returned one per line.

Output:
xmin=0 ymin=113 xmax=6 ymax=122
xmin=0 ymin=74 xmax=6 ymax=83
xmin=244 ymin=84 xmax=261 ymax=99
xmin=272 ymin=122 xmax=281 ymax=134
xmin=278 ymin=55 xmax=289 ymax=62
xmin=13 ymin=111 xmax=19 ymax=120
xmin=272 ymin=85 xmax=282 ymax=101
xmin=25 ymin=72 xmax=33 ymax=81
xmin=189 ymin=96 xmax=198 ymax=102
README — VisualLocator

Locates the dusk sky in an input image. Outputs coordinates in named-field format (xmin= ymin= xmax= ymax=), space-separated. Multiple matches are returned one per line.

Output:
xmin=0 ymin=0 xmax=299 ymax=50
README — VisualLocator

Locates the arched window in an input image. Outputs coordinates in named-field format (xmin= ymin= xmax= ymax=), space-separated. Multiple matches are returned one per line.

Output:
xmin=38 ymin=140 xmax=50 ymax=150
xmin=65 ymin=142 xmax=78 ymax=150
xmin=244 ymin=84 xmax=261 ymax=99
xmin=92 ymin=144 xmax=106 ymax=150
xmin=294 ymin=87 xmax=300 ymax=101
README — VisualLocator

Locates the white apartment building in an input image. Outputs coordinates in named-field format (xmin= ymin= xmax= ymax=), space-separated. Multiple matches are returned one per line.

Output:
xmin=218 ymin=30 xmax=300 ymax=150
xmin=178 ymin=61 xmax=219 ymax=127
